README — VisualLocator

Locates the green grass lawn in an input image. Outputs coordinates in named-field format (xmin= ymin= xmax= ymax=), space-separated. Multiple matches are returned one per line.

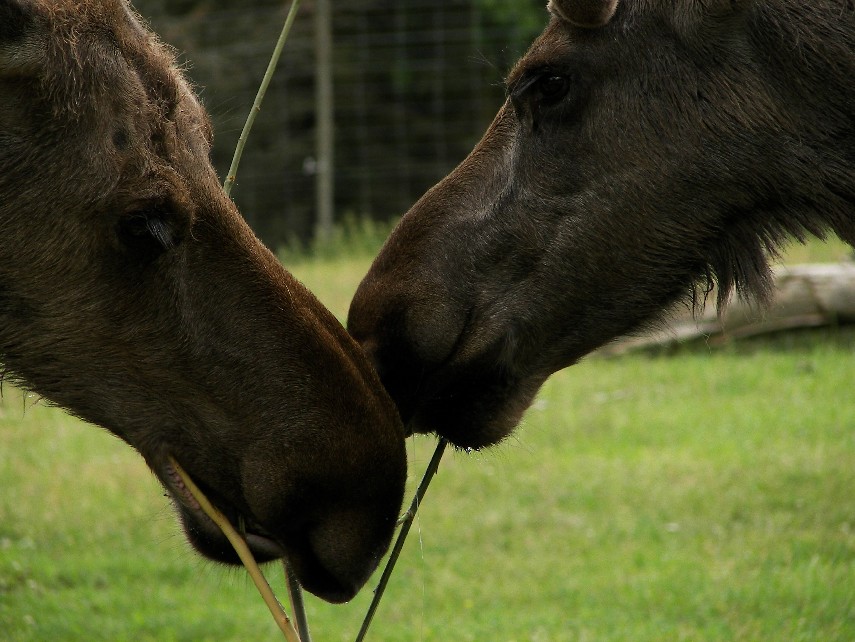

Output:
xmin=1 ymin=238 xmax=854 ymax=641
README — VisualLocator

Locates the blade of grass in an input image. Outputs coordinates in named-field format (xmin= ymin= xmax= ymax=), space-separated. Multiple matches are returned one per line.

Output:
xmin=354 ymin=438 xmax=448 ymax=642
xmin=168 ymin=457 xmax=301 ymax=642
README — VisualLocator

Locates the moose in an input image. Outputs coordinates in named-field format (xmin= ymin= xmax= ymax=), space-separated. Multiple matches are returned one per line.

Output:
xmin=0 ymin=0 xmax=406 ymax=603
xmin=349 ymin=0 xmax=855 ymax=448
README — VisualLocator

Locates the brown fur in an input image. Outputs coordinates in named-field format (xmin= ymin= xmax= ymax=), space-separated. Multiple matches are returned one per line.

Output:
xmin=0 ymin=0 xmax=406 ymax=603
xmin=349 ymin=0 xmax=855 ymax=449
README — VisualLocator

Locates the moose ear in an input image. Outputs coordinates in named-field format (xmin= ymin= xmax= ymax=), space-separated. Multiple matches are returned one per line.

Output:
xmin=548 ymin=0 xmax=620 ymax=29
xmin=0 ymin=0 xmax=43 ymax=76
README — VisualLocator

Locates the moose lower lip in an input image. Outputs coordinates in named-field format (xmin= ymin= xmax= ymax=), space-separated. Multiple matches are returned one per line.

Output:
xmin=164 ymin=460 xmax=286 ymax=557
xmin=245 ymin=533 xmax=287 ymax=558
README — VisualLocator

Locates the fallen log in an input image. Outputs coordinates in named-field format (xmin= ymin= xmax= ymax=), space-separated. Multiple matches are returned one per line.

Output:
xmin=601 ymin=263 xmax=855 ymax=355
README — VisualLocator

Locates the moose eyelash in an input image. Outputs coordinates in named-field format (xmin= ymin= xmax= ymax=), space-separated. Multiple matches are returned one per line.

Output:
xmin=508 ymin=70 xmax=546 ymax=100
xmin=146 ymin=216 xmax=176 ymax=250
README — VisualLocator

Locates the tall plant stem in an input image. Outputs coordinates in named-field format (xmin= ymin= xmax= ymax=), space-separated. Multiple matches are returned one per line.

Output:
xmin=223 ymin=0 xmax=302 ymax=197
xmin=285 ymin=561 xmax=312 ymax=642
xmin=354 ymin=438 xmax=448 ymax=642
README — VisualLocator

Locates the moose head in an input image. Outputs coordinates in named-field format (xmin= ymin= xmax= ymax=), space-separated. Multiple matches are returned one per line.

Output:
xmin=0 ymin=0 xmax=406 ymax=603
xmin=349 ymin=0 xmax=854 ymax=448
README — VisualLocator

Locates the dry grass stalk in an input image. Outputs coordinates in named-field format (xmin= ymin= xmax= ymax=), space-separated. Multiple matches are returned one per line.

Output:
xmin=168 ymin=457 xmax=302 ymax=642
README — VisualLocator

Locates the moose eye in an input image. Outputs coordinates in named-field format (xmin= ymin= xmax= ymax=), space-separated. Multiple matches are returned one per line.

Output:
xmin=509 ymin=69 xmax=576 ymax=131
xmin=117 ymin=210 xmax=179 ymax=263
xmin=537 ymin=74 xmax=570 ymax=103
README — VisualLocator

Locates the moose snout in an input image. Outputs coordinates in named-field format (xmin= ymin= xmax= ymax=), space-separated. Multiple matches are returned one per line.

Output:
xmin=173 ymin=501 xmax=378 ymax=603
xmin=168 ymin=446 xmax=405 ymax=604
xmin=285 ymin=507 xmax=399 ymax=603
xmin=349 ymin=249 xmax=550 ymax=449
xmin=348 ymin=280 xmax=472 ymax=427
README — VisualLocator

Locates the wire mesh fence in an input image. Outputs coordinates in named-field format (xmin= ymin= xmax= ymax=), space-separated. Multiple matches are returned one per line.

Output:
xmin=136 ymin=0 xmax=544 ymax=248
